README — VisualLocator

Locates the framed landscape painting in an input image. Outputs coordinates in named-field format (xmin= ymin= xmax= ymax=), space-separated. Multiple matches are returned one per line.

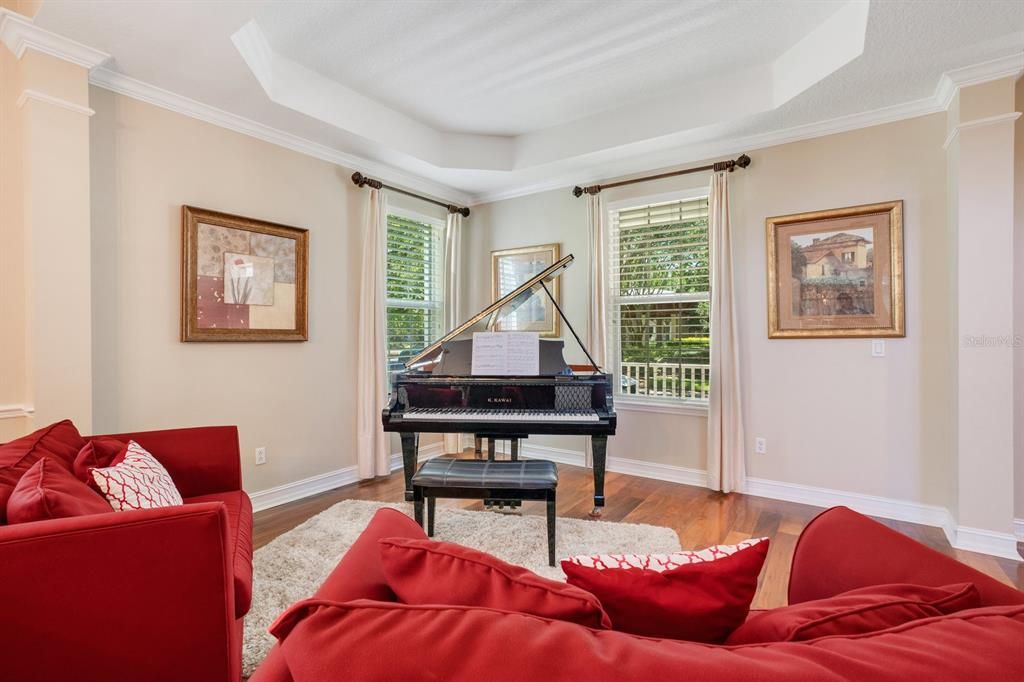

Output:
xmin=181 ymin=206 xmax=308 ymax=341
xmin=766 ymin=201 xmax=903 ymax=338
xmin=491 ymin=243 xmax=561 ymax=337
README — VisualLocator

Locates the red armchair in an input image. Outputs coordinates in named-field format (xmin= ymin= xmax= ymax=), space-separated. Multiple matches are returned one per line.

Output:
xmin=0 ymin=425 xmax=252 ymax=682
xmin=252 ymin=506 xmax=1024 ymax=681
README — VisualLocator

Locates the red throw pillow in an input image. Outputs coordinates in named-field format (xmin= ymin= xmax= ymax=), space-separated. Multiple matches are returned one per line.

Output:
xmin=726 ymin=582 xmax=981 ymax=644
xmin=73 ymin=437 xmax=128 ymax=483
xmin=91 ymin=440 xmax=183 ymax=510
xmin=0 ymin=420 xmax=85 ymax=523
xmin=562 ymin=538 xmax=769 ymax=642
xmin=6 ymin=457 xmax=112 ymax=523
xmin=379 ymin=537 xmax=611 ymax=629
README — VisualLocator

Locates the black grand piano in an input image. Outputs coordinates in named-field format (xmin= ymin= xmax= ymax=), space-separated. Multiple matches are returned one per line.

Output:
xmin=382 ymin=254 xmax=617 ymax=516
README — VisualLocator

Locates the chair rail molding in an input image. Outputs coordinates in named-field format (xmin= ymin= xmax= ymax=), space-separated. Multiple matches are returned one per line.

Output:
xmin=0 ymin=404 xmax=34 ymax=420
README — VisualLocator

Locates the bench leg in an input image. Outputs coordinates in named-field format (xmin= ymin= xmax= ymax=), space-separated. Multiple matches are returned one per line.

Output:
xmin=427 ymin=496 xmax=436 ymax=537
xmin=413 ymin=487 xmax=424 ymax=529
xmin=546 ymin=492 xmax=556 ymax=567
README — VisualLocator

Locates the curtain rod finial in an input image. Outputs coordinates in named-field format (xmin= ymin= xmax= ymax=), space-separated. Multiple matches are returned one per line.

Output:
xmin=448 ymin=204 xmax=471 ymax=218
xmin=572 ymin=186 xmax=584 ymax=198
xmin=351 ymin=171 xmax=365 ymax=187
xmin=736 ymin=154 xmax=751 ymax=169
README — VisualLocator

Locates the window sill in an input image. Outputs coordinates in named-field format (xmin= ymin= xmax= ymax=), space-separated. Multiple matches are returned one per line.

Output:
xmin=616 ymin=399 xmax=709 ymax=417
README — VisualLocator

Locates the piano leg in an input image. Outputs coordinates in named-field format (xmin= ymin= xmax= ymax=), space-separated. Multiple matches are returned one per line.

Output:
xmin=510 ymin=438 xmax=519 ymax=461
xmin=589 ymin=435 xmax=607 ymax=518
xmin=474 ymin=436 xmax=483 ymax=459
xmin=401 ymin=432 xmax=419 ymax=502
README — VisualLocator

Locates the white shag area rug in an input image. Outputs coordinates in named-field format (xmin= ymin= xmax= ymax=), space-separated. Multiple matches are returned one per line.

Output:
xmin=243 ymin=499 xmax=681 ymax=675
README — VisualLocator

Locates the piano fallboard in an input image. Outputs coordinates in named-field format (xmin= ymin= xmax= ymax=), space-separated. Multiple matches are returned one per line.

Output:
xmin=382 ymin=373 xmax=616 ymax=436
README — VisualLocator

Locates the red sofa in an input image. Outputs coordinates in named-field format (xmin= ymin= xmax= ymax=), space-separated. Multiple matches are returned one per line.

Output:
xmin=252 ymin=505 xmax=1024 ymax=681
xmin=0 ymin=425 xmax=253 ymax=682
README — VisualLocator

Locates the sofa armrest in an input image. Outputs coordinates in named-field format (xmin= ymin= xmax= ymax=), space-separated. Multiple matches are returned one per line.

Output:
xmin=788 ymin=506 xmax=1024 ymax=607
xmin=0 ymin=503 xmax=241 ymax=682
xmin=95 ymin=425 xmax=241 ymax=497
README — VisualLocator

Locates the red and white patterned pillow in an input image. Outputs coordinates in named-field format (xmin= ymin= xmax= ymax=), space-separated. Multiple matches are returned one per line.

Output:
xmin=565 ymin=537 xmax=768 ymax=571
xmin=91 ymin=440 xmax=183 ymax=511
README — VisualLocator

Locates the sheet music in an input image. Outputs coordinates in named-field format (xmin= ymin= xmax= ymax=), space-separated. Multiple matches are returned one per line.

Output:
xmin=471 ymin=332 xmax=540 ymax=376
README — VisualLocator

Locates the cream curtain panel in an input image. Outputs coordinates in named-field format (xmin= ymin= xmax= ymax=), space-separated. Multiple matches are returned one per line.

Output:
xmin=442 ymin=211 xmax=463 ymax=454
xmin=586 ymin=194 xmax=608 ymax=369
xmin=356 ymin=187 xmax=391 ymax=479
xmin=586 ymin=194 xmax=608 ymax=467
xmin=706 ymin=172 xmax=745 ymax=492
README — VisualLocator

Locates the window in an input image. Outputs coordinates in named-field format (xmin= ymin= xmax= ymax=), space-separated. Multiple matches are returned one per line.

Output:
xmin=607 ymin=194 xmax=710 ymax=404
xmin=386 ymin=210 xmax=444 ymax=374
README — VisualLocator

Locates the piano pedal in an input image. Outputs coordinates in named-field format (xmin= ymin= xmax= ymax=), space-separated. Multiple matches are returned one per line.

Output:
xmin=483 ymin=499 xmax=522 ymax=514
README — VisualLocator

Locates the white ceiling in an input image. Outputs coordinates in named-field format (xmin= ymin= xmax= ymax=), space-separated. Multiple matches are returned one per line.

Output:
xmin=256 ymin=0 xmax=839 ymax=136
xmin=30 ymin=0 xmax=1024 ymax=203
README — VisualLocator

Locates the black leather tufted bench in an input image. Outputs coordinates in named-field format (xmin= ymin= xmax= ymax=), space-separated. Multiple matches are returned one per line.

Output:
xmin=411 ymin=458 xmax=560 ymax=566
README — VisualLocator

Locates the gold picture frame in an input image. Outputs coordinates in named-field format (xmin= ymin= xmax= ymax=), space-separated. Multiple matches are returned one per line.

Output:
xmin=490 ymin=243 xmax=562 ymax=338
xmin=766 ymin=201 xmax=904 ymax=338
xmin=181 ymin=206 xmax=309 ymax=342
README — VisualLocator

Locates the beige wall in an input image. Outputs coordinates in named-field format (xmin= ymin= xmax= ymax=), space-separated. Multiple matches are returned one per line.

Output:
xmin=89 ymin=88 xmax=441 ymax=493
xmin=0 ymin=31 xmax=26 ymax=441
xmin=1 ymin=20 xmax=93 ymax=440
xmin=951 ymin=77 xmax=1017 ymax=535
xmin=467 ymin=113 xmax=955 ymax=506
xmin=1014 ymin=75 xmax=1024 ymax=520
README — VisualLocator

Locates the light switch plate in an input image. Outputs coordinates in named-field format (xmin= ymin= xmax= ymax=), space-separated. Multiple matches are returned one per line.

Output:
xmin=871 ymin=340 xmax=885 ymax=357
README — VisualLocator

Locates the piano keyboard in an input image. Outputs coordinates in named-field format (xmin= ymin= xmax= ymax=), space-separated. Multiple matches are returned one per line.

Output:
xmin=403 ymin=408 xmax=600 ymax=423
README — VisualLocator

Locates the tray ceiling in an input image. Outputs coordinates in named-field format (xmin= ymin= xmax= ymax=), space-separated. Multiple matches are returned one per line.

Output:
xmin=30 ymin=0 xmax=1024 ymax=202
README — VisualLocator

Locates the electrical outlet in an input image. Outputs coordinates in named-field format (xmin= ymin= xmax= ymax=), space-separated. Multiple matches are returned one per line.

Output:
xmin=255 ymin=447 xmax=267 ymax=465
xmin=755 ymin=437 xmax=767 ymax=455
xmin=871 ymin=339 xmax=885 ymax=357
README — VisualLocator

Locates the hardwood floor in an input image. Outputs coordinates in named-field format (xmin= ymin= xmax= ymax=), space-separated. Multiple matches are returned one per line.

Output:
xmin=253 ymin=458 xmax=1023 ymax=609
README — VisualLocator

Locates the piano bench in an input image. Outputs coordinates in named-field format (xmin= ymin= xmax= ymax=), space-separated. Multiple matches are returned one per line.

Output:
xmin=411 ymin=458 xmax=559 ymax=566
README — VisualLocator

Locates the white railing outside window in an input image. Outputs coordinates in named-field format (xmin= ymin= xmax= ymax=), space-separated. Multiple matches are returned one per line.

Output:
xmin=607 ymin=191 xmax=711 ymax=407
xmin=385 ymin=210 xmax=444 ymax=376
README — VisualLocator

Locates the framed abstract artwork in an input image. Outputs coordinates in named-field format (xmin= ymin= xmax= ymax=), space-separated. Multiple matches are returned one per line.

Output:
xmin=490 ymin=243 xmax=561 ymax=338
xmin=181 ymin=206 xmax=308 ymax=342
xmin=766 ymin=201 xmax=903 ymax=338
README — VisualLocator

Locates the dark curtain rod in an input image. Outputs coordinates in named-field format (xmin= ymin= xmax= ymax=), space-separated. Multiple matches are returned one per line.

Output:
xmin=572 ymin=154 xmax=751 ymax=197
xmin=351 ymin=172 xmax=470 ymax=217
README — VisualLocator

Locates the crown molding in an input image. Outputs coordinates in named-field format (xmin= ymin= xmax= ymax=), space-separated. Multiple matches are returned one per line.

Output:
xmin=472 ymin=52 xmax=1024 ymax=205
xmin=0 ymin=8 xmax=109 ymax=69
xmin=471 ymin=94 xmax=945 ymax=205
xmin=88 ymin=67 xmax=474 ymax=207
xmin=16 ymin=88 xmax=94 ymax=116
xmin=934 ymin=52 xmax=1024 ymax=110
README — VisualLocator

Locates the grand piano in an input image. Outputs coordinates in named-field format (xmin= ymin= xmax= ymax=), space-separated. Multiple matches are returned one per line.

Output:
xmin=382 ymin=254 xmax=617 ymax=516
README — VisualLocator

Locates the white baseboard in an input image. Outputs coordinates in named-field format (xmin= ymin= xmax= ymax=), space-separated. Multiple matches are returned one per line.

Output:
xmin=389 ymin=441 xmax=445 ymax=472
xmin=251 ymin=442 xmax=445 ymax=513
xmin=520 ymin=443 xmax=586 ymax=466
xmin=744 ymin=477 xmax=958 ymax=544
xmin=250 ymin=466 xmax=359 ymax=513
xmin=607 ymin=455 xmax=708 ymax=487
xmin=519 ymin=443 xmax=707 ymax=487
xmin=953 ymin=525 xmax=1022 ymax=561
xmin=250 ymin=441 xmax=1022 ymax=561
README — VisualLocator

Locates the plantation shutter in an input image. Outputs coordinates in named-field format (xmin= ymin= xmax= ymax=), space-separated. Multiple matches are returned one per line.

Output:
xmin=386 ymin=214 xmax=444 ymax=372
xmin=608 ymin=196 xmax=712 ymax=402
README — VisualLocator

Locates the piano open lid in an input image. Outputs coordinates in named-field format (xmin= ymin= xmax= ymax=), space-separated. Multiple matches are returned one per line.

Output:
xmin=404 ymin=253 xmax=601 ymax=373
